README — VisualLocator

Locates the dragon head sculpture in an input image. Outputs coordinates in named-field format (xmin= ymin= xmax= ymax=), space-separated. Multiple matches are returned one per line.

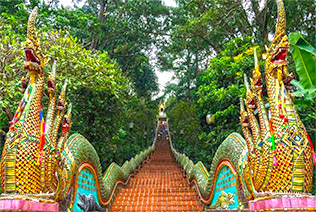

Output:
xmin=240 ymin=99 xmax=249 ymax=129
xmin=250 ymin=49 xmax=263 ymax=94
xmin=55 ymin=104 xmax=74 ymax=202
xmin=24 ymin=7 xmax=47 ymax=79
xmin=61 ymin=103 xmax=72 ymax=134
xmin=0 ymin=8 xmax=71 ymax=200
xmin=244 ymin=74 xmax=256 ymax=110
xmin=239 ymin=0 xmax=314 ymax=199
xmin=57 ymin=80 xmax=67 ymax=112
xmin=47 ymin=61 xmax=57 ymax=98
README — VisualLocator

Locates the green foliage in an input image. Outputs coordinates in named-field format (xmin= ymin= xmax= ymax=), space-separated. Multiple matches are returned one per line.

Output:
xmin=289 ymin=32 xmax=316 ymax=141
xmin=41 ymin=31 xmax=133 ymax=168
xmin=159 ymin=0 xmax=315 ymax=102
xmin=0 ymin=22 xmax=157 ymax=170
xmin=125 ymin=97 xmax=158 ymax=158
xmin=0 ymin=18 xmax=25 ymax=149
xmin=165 ymin=37 xmax=263 ymax=169
xmin=289 ymin=33 xmax=316 ymax=194
xmin=197 ymin=37 xmax=258 ymax=146
xmin=167 ymin=100 xmax=213 ymax=166
xmin=82 ymin=0 xmax=168 ymax=98
xmin=0 ymin=0 xmax=164 ymax=98
xmin=1 ymin=0 xmax=315 ymax=177
xmin=0 ymin=0 xmax=164 ymax=170
xmin=291 ymin=80 xmax=316 ymax=101
xmin=289 ymin=32 xmax=316 ymax=91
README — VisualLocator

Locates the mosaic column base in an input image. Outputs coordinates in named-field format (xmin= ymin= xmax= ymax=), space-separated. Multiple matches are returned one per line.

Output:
xmin=249 ymin=195 xmax=316 ymax=211
xmin=0 ymin=199 xmax=59 ymax=211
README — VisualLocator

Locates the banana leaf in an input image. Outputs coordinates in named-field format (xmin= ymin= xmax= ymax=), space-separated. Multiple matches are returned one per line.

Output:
xmin=291 ymin=79 xmax=316 ymax=100
xmin=289 ymin=32 xmax=316 ymax=90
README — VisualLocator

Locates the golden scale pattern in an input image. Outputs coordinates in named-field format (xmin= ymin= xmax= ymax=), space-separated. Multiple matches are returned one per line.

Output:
xmin=52 ymin=110 xmax=63 ymax=147
xmin=240 ymin=0 xmax=313 ymax=195
xmin=266 ymin=143 xmax=293 ymax=191
xmin=252 ymin=149 xmax=260 ymax=182
xmin=0 ymin=1 xmax=313 ymax=210
xmin=0 ymin=145 xmax=7 ymax=190
xmin=0 ymin=7 xmax=66 ymax=195
xmin=254 ymin=144 xmax=269 ymax=191
xmin=23 ymin=74 xmax=44 ymax=138
xmin=44 ymin=150 xmax=51 ymax=192
xmin=46 ymin=95 xmax=56 ymax=141
xmin=15 ymin=141 xmax=41 ymax=193
xmin=304 ymin=147 xmax=313 ymax=192
xmin=14 ymin=78 xmax=44 ymax=193
xmin=5 ymin=151 xmax=16 ymax=192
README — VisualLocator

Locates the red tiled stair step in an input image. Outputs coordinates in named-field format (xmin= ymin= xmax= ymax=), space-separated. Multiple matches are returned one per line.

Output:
xmin=116 ymin=195 xmax=198 ymax=200
xmin=114 ymin=201 xmax=201 ymax=207
xmin=110 ymin=136 xmax=204 ymax=211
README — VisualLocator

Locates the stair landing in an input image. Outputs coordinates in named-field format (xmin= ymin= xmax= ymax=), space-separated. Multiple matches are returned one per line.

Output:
xmin=111 ymin=136 xmax=204 ymax=211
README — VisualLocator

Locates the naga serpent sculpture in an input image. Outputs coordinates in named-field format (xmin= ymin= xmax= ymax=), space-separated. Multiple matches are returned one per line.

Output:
xmin=0 ymin=0 xmax=314 ymax=211
xmin=169 ymin=0 xmax=315 ymax=210
xmin=0 ymin=7 xmax=155 ymax=211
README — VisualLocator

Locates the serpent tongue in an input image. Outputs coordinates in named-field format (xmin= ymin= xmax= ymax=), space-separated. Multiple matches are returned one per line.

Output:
xmin=24 ymin=48 xmax=41 ymax=70
xmin=271 ymin=48 xmax=287 ymax=63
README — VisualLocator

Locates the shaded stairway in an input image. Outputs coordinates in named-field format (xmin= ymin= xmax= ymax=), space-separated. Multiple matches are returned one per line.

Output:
xmin=111 ymin=135 xmax=204 ymax=211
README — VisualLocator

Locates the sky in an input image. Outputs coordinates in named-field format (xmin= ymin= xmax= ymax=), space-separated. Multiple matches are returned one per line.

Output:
xmin=58 ymin=0 xmax=177 ymax=97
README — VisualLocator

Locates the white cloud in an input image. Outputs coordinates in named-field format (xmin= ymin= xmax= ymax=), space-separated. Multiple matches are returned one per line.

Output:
xmin=56 ymin=0 xmax=84 ymax=7
xmin=163 ymin=0 xmax=177 ymax=7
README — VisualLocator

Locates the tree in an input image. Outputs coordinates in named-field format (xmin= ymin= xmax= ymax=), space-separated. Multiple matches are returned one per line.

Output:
xmin=0 ymin=21 xmax=158 ymax=169
xmin=196 ymin=36 xmax=257 ymax=148
xmin=0 ymin=0 xmax=166 ymax=98
xmin=74 ymin=0 xmax=170 ymax=97
xmin=167 ymin=100 xmax=208 ymax=165
xmin=159 ymin=0 xmax=315 ymax=101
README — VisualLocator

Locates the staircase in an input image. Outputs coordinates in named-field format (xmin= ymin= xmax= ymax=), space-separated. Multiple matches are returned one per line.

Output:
xmin=111 ymin=134 xmax=204 ymax=211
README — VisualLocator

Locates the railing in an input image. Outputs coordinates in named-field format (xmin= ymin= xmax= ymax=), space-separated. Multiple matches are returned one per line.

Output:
xmin=67 ymin=120 xmax=160 ymax=211
xmin=167 ymin=120 xmax=245 ymax=206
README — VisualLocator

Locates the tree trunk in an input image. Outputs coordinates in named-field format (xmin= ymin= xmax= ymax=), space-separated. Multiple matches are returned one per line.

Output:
xmin=252 ymin=0 xmax=269 ymax=44
xmin=195 ymin=52 xmax=199 ymax=78
xmin=90 ymin=0 xmax=108 ymax=50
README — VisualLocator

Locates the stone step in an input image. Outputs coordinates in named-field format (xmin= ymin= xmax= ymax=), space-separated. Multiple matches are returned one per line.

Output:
xmin=110 ymin=138 xmax=203 ymax=211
